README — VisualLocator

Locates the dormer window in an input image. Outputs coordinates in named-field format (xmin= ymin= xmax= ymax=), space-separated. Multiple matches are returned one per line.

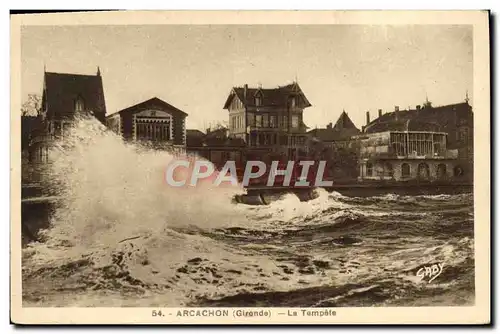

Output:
xmin=291 ymin=96 xmax=296 ymax=108
xmin=75 ymin=97 xmax=85 ymax=112
xmin=255 ymin=96 xmax=262 ymax=106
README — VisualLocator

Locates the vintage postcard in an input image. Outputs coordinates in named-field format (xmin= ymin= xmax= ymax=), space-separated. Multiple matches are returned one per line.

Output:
xmin=11 ymin=10 xmax=490 ymax=325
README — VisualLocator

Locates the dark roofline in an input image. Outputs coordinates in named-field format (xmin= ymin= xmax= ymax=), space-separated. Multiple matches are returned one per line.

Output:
xmin=223 ymin=82 xmax=312 ymax=109
xmin=365 ymin=101 xmax=471 ymax=128
xmin=222 ymin=88 xmax=238 ymax=110
xmin=109 ymin=97 xmax=188 ymax=117
xmin=45 ymin=71 xmax=100 ymax=78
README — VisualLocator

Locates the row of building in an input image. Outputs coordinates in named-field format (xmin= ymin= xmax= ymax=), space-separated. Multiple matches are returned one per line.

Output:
xmin=21 ymin=68 xmax=474 ymax=184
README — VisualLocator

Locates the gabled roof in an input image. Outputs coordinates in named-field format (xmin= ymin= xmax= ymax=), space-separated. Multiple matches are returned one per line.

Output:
xmin=223 ymin=82 xmax=312 ymax=109
xmin=43 ymin=71 xmax=106 ymax=120
xmin=364 ymin=102 xmax=472 ymax=134
xmin=333 ymin=111 xmax=359 ymax=132
xmin=112 ymin=97 xmax=188 ymax=117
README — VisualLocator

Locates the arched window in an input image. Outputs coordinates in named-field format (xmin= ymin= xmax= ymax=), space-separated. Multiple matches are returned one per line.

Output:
xmin=366 ymin=162 xmax=373 ymax=177
xmin=417 ymin=163 xmax=430 ymax=179
xmin=437 ymin=164 xmax=447 ymax=179
xmin=75 ymin=97 xmax=85 ymax=112
xmin=401 ymin=163 xmax=411 ymax=178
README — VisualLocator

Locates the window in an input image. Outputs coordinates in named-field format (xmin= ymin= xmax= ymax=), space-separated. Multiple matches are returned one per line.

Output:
xmin=136 ymin=120 xmax=170 ymax=141
xmin=437 ymin=164 xmax=447 ymax=179
xmin=283 ymin=116 xmax=289 ymax=129
xmin=54 ymin=121 xmax=62 ymax=136
xmin=258 ymin=134 xmax=265 ymax=146
xmin=433 ymin=142 xmax=442 ymax=155
xmin=366 ymin=162 xmax=373 ymax=176
xmin=75 ymin=97 xmax=84 ymax=112
xmin=255 ymin=96 xmax=262 ymax=106
xmin=264 ymin=134 xmax=270 ymax=146
xmin=263 ymin=114 xmax=269 ymax=128
xmin=291 ymin=97 xmax=296 ymax=108
xmin=417 ymin=163 xmax=430 ymax=179
xmin=407 ymin=133 xmax=433 ymax=157
xmin=402 ymin=163 xmax=411 ymax=178
xmin=247 ymin=113 xmax=255 ymax=127
xmin=459 ymin=127 xmax=469 ymax=143
xmin=292 ymin=115 xmax=299 ymax=129
xmin=255 ymin=115 xmax=263 ymax=127
xmin=270 ymin=115 xmax=276 ymax=128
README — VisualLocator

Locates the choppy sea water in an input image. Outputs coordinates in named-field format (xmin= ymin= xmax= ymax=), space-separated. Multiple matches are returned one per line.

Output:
xmin=22 ymin=118 xmax=475 ymax=307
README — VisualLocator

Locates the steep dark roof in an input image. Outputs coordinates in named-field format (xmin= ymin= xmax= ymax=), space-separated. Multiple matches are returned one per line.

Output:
xmin=307 ymin=111 xmax=360 ymax=142
xmin=43 ymin=71 xmax=106 ymax=122
xmin=364 ymin=102 xmax=472 ymax=133
xmin=113 ymin=97 xmax=188 ymax=117
xmin=223 ymin=82 xmax=311 ymax=109
xmin=333 ymin=111 xmax=359 ymax=132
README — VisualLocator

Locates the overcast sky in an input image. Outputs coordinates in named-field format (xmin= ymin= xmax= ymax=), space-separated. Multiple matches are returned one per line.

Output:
xmin=21 ymin=24 xmax=472 ymax=131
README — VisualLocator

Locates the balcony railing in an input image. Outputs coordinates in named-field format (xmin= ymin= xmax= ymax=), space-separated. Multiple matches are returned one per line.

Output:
xmin=360 ymin=149 xmax=459 ymax=160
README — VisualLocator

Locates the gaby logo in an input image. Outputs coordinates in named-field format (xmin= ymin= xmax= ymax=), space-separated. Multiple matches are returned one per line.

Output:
xmin=165 ymin=159 xmax=333 ymax=187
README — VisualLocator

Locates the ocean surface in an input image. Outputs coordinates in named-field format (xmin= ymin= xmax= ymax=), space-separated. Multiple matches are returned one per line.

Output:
xmin=22 ymin=117 xmax=475 ymax=307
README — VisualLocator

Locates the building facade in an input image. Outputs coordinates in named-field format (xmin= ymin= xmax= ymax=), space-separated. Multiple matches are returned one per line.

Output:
xmin=354 ymin=128 xmax=466 ymax=182
xmin=26 ymin=69 xmax=107 ymax=181
xmin=363 ymin=99 xmax=473 ymax=163
xmin=356 ymin=99 xmax=474 ymax=182
xmin=222 ymin=82 xmax=311 ymax=160
xmin=106 ymin=97 xmax=187 ymax=154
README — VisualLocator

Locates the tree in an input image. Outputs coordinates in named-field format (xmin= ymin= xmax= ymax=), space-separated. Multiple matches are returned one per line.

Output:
xmin=21 ymin=94 xmax=42 ymax=116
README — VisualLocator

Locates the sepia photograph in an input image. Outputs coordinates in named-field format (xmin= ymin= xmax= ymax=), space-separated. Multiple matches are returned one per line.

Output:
xmin=11 ymin=10 xmax=490 ymax=325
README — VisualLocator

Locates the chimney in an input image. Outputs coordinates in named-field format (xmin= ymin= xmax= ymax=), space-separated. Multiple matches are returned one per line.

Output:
xmin=416 ymin=105 xmax=421 ymax=111
xmin=244 ymin=84 xmax=248 ymax=100
xmin=326 ymin=122 xmax=332 ymax=129
xmin=394 ymin=106 xmax=399 ymax=112
xmin=378 ymin=109 xmax=382 ymax=118
xmin=366 ymin=111 xmax=370 ymax=125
